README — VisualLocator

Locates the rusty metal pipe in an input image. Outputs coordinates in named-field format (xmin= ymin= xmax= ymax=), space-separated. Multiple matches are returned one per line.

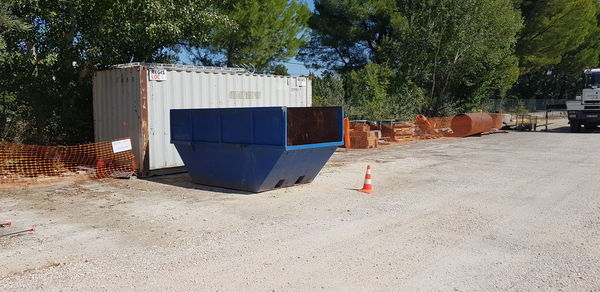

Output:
xmin=451 ymin=113 xmax=494 ymax=137
xmin=488 ymin=111 xmax=503 ymax=130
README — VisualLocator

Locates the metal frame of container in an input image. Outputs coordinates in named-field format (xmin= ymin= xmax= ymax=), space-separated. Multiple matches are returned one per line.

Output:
xmin=93 ymin=63 xmax=312 ymax=176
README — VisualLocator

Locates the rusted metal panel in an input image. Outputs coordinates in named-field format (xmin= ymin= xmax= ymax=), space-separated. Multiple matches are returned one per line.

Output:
xmin=139 ymin=66 xmax=150 ymax=176
xmin=287 ymin=107 xmax=342 ymax=146
xmin=489 ymin=112 xmax=503 ymax=130
xmin=93 ymin=68 xmax=144 ymax=170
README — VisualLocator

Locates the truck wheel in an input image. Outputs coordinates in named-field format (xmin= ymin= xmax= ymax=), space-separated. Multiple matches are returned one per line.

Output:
xmin=570 ymin=122 xmax=581 ymax=133
xmin=584 ymin=123 xmax=596 ymax=130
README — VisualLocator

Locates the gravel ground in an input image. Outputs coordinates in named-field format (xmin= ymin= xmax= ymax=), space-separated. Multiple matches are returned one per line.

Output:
xmin=1 ymin=119 xmax=600 ymax=291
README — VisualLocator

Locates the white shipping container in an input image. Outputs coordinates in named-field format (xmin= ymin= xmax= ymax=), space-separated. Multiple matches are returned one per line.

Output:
xmin=93 ymin=63 xmax=312 ymax=176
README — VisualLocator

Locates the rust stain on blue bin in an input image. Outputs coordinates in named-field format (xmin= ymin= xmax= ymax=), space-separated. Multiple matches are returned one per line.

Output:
xmin=170 ymin=107 xmax=344 ymax=192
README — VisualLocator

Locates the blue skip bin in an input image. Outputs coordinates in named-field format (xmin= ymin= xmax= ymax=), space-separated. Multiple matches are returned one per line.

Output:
xmin=170 ymin=107 xmax=344 ymax=192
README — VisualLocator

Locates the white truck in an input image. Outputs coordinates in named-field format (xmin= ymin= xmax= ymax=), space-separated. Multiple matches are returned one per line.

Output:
xmin=567 ymin=68 xmax=600 ymax=132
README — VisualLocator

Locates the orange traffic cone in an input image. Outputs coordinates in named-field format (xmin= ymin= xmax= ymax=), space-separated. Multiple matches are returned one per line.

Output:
xmin=358 ymin=165 xmax=374 ymax=194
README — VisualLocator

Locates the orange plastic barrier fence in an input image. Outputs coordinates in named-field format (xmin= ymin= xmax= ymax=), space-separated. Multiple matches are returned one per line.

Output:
xmin=0 ymin=138 xmax=136 ymax=190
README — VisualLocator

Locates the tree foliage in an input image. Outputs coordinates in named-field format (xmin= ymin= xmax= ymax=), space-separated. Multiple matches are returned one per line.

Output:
xmin=511 ymin=0 xmax=600 ymax=100
xmin=299 ymin=0 xmax=398 ymax=72
xmin=516 ymin=0 xmax=598 ymax=73
xmin=0 ymin=0 xmax=229 ymax=144
xmin=312 ymin=72 xmax=344 ymax=107
xmin=187 ymin=0 xmax=310 ymax=72
xmin=3 ymin=0 xmax=600 ymax=144
xmin=346 ymin=63 xmax=424 ymax=120
xmin=302 ymin=0 xmax=522 ymax=116
xmin=0 ymin=1 xmax=29 ymax=50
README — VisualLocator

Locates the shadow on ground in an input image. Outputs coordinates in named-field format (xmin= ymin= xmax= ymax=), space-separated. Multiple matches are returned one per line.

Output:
xmin=142 ymin=173 xmax=251 ymax=195
xmin=542 ymin=126 xmax=600 ymax=134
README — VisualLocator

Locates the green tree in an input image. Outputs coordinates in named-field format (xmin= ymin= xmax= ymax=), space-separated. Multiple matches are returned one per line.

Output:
xmin=0 ymin=1 xmax=29 ymax=139
xmin=510 ymin=0 xmax=600 ymax=100
xmin=0 ymin=0 xmax=229 ymax=144
xmin=188 ymin=0 xmax=310 ymax=72
xmin=0 ymin=1 xmax=29 ymax=50
xmin=387 ymin=0 xmax=522 ymax=114
xmin=312 ymin=72 xmax=345 ymax=107
xmin=298 ymin=0 xmax=400 ymax=72
xmin=302 ymin=0 xmax=522 ymax=116
xmin=516 ymin=0 xmax=598 ymax=74
xmin=346 ymin=63 xmax=423 ymax=120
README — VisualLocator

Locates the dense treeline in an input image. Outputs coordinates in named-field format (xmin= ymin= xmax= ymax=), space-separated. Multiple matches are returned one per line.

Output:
xmin=1 ymin=0 xmax=599 ymax=144
xmin=0 ymin=0 xmax=309 ymax=144
xmin=308 ymin=0 xmax=600 ymax=120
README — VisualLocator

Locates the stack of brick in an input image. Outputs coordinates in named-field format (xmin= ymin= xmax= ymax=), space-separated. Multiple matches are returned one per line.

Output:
xmin=381 ymin=124 xmax=415 ymax=142
xmin=414 ymin=115 xmax=443 ymax=139
xmin=349 ymin=123 xmax=378 ymax=149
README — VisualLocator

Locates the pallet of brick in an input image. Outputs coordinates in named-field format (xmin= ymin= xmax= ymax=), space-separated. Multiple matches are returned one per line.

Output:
xmin=395 ymin=135 xmax=414 ymax=142
xmin=351 ymin=122 xmax=370 ymax=132
xmin=349 ymin=129 xmax=378 ymax=149
xmin=367 ymin=131 xmax=378 ymax=148
xmin=394 ymin=123 xmax=412 ymax=128
xmin=381 ymin=125 xmax=396 ymax=141
xmin=350 ymin=136 xmax=366 ymax=148
xmin=349 ymin=125 xmax=367 ymax=148
xmin=349 ymin=130 xmax=368 ymax=138
xmin=394 ymin=124 xmax=414 ymax=140
xmin=394 ymin=127 xmax=412 ymax=136
xmin=381 ymin=124 xmax=414 ymax=142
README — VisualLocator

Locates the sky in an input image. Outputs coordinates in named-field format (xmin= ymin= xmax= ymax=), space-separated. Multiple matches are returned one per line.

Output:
xmin=284 ymin=58 xmax=310 ymax=76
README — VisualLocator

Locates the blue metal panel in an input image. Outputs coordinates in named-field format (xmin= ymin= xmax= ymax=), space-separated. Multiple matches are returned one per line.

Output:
xmin=252 ymin=109 xmax=285 ymax=146
xmin=192 ymin=111 xmax=220 ymax=143
xmin=170 ymin=106 xmax=343 ymax=192
xmin=221 ymin=110 xmax=253 ymax=144
xmin=173 ymin=143 xmax=337 ymax=192
xmin=170 ymin=111 xmax=191 ymax=141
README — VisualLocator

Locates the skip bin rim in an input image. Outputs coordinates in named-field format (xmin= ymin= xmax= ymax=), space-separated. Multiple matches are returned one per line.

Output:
xmin=170 ymin=106 xmax=344 ymax=150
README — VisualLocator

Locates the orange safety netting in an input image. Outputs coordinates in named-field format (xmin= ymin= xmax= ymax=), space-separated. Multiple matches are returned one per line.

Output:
xmin=0 ymin=138 xmax=137 ymax=190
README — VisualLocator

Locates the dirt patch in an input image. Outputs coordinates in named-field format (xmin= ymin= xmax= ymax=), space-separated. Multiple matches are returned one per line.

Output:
xmin=1 ymin=119 xmax=600 ymax=290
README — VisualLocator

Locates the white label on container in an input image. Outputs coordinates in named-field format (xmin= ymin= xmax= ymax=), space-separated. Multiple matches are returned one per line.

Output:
xmin=149 ymin=69 xmax=167 ymax=81
xmin=296 ymin=77 xmax=307 ymax=87
xmin=112 ymin=138 xmax=132 ymax=153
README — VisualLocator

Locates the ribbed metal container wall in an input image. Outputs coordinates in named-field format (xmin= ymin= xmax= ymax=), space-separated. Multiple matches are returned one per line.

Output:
xmin=93 ymin=64 xmax=312 ymax=175
xmin=93 ymin=67 xmax=144 ymax=170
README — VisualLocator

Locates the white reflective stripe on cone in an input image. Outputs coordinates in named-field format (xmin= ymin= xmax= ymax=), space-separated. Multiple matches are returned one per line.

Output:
xmin=364 ymin=179 xmax=372 ymax=184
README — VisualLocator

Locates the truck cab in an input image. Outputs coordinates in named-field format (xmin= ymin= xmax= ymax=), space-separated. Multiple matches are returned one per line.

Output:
xmin=567 ymin=68 xmax=600 ymax=132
